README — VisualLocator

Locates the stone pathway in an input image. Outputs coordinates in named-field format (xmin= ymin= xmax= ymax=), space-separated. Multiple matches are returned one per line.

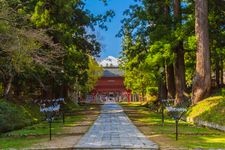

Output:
xmin=75 ymin=102 xmax=159 ymax=149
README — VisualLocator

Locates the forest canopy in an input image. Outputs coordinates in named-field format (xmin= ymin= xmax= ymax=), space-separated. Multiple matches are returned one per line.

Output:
xmin=0 ymin=0 xmax=113 ymax=100
xmin=119 ymin=0 xmax=225 ymax=105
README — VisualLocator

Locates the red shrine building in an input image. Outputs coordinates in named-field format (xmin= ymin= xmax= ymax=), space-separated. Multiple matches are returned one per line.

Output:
xmin=88 ymin=67 xmax=131 ymax=103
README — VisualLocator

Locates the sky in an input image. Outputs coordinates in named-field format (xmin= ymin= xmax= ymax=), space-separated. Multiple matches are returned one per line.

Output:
xmin=85 ymin=0 xmax=138 ymax=59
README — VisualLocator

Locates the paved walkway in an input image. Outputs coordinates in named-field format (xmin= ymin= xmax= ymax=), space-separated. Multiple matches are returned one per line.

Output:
xmin=75 ymin=102 xmax=158 ymax=149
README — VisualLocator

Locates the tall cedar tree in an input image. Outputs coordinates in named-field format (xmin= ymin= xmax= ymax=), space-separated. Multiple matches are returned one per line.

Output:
xmin=192 ymin=0 xmax=211 ymax=104
xmin=173 ymin=0 xmax=186 ymax=105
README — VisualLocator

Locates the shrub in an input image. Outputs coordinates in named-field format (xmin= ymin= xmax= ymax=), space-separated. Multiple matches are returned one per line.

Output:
xmin=0 ymin=83 xmax=3 ymax=96
xmin=0 ymin=99 xmax=41 ymax=133
xmin=221 ymin=88 xmax=225 ymax=98
xmin=147 ymin=87 xmax=158 ymax=96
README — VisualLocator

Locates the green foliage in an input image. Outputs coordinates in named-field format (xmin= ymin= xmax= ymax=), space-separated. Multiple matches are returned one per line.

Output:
xmin=0 ymin=83 xmax=3 ymax=95
xmin=0 ymin=99 xmax=41 ymax=133
xmin=221 ymin=88 xmax=225 ymax=98
xmin=0 ymin=2 xmax=36 ymax=74
xmin=0 ymin=0 xmax=65 ymax=98
xmin=186 ymin=36 xmax=197 ymax=50
xmin=120 ymin=0 xmax=176 ymax=98
xmin=120 ymin=0 xmax=225 ymax=102
xmin=31 ymin=1 xmax=51 ymax=27
xmin=0 ymin=0 xmax=113 ymax=99
xmin=0 ymin=97 xmax=86 ymax=135
xmin=84 ymin=56 xmax=103 ymax=93
xmin=28 ymin=0 xmax=113 ymax=97
xmin=146 ymin=87 xmax=158 ymax=96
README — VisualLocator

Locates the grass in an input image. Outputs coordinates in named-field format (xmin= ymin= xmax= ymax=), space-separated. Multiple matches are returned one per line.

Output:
xmin=121 ymin=102 xmax=225 ymax=149
xmin=0 ymin=137 xmax=47 ymax=149
xmin=0 ymin=97 xmax=95 ymax=134
xmin=0 ymin=115 xmax=83 ymax=149
xmin=0 ymin=103 xmax=100 ymax=149
xmin=1 ymin=115 xmax=82 ymax=137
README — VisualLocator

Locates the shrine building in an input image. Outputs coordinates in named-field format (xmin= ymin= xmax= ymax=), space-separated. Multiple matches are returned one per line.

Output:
xmin=89 ymin=67 xmax=132 ymax=103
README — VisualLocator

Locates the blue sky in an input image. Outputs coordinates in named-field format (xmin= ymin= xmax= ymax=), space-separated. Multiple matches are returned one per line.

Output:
xmin=85 ymin=0 xmax=137 ymax=59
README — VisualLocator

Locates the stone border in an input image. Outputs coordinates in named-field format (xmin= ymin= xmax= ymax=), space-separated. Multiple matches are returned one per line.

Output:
xmin=186 ymin=117 xmax=225 ymax=131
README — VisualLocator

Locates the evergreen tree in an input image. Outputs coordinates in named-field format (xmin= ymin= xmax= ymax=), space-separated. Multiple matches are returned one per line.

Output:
xmin=192 ymin=0 xmax=211 ymax=104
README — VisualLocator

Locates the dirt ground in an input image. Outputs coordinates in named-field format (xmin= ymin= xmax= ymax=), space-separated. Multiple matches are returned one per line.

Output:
xmin=28 ymin=108 xmax=100 ymax=150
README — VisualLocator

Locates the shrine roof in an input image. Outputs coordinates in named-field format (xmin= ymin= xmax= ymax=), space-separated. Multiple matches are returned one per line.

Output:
xmin=103 ymin=67 xmax=124 ymax=77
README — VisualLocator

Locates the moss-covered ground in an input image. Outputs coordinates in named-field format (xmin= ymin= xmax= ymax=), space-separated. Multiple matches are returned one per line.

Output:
xmin=186 ymin=96 xmax=225 ymax=126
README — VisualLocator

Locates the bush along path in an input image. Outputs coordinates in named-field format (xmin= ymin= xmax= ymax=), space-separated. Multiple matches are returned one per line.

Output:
xmin=0 ymin=104 xmax=101 ymax=149
xmin=121 ymin=103 xmax=225 ymax=150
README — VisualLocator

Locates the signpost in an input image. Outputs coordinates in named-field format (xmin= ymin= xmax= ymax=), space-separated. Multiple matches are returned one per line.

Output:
xmin=166 ymin=106 xmax=187 ymax=140
xmin=160 ymin=98 xmax=186 ymax=140
xmin=160 ymin=99 xmax=174 ymax=126
xmin=36 ymin=98 xmax=65 ymax=140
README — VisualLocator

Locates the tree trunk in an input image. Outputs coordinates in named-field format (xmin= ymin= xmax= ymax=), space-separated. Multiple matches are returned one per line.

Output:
xmin=174 ymin=43 xmax=185 ymax=105
xmin=174 ymin=0 xmax=181 ymax=22
xmin=173 ymin=0 xmax=186 ymax=105
xmin=221 ymin=58 xmax=224 ymax=86
xmin=141 ymin=89 xmax=145 ymax=102
xmin=166 ymin=64 xmax=176 ymax=98
xmin=158 ymin=80 xmax=167 ymax=100
xmin=161 ymin=1 xmax=175 ymax=99
xmin=215 ymin=55 xmax=220 ymax=87
xmin=3 ymin=75 xmax=13 ymax=99
xmin=192 ymin=0 xmax=211 ymax=104
xmin=158 ymin=68 xmax=168 ymax=100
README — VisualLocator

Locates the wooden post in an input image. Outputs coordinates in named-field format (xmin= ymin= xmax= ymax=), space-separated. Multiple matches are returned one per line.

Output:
xmin=176 ymin=119 xmax=178 ymax=141
xmin=128 ymin=93 xmax=131 ymax=103
xmin=49 ymin=120 xmax=52 ymax=141
xmin=161 ymin=101 xmax=165 ymax=126
xmin=62 ymin=112 xmax=65 ymax=124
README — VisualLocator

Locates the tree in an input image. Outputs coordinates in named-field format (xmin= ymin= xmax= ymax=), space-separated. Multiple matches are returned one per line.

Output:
xmin=208 ymin=0 xmax=225 ymax=88
xmin=30 ymin=0 xmax=114 ymax=99
xmin=164 ymin=0 xmax=176 ymax=99
xmin=192 ymin=0 xmax=211 ymax=104
xmin=0 ymin=0 xmax=113 ymax=100
xmin=173 ymin=0 xmax=186 ymax=105
xmin=120 ymin=0 xmax=175 ymax=100
xmin=0 ymin=1 xmax=63 ymax=98
xmin=82 ymin=55 xmax=103 ymax=94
